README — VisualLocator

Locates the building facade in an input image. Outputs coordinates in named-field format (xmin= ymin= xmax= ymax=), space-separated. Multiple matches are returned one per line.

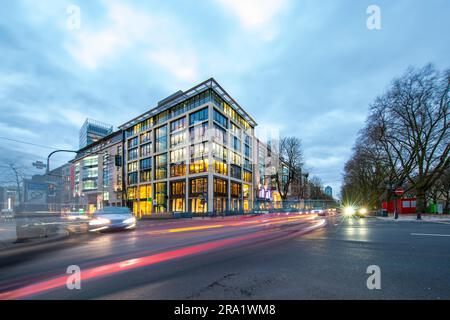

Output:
xmin=120 ymin=78 xmax=257 ymax=217
xmin=72 ymin=130 xmax=124 ymax=213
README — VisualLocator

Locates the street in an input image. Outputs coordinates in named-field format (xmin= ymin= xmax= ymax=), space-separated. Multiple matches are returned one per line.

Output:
xmin=0 ymin=213 xmax=449 ymax=300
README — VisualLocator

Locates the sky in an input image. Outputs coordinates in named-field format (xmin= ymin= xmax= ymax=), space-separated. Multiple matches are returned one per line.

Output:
xmin=0 ymin=0 xmax=449 ymax=196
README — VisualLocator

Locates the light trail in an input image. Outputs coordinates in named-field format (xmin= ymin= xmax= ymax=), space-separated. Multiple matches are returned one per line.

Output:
xmin=0 ymin=217 xmax=325 ymax=300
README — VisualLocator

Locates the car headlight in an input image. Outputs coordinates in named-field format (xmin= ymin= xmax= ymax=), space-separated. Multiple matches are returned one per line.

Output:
xmin=359 ymin=208 xmax=368 ymax=214
xmin=344 ymin=206 xmax=355 ymax=216
xmin=123 ymin=217 xmax=136 ymax=224
xmin=89 ymin=218 xmax=111 ymax=226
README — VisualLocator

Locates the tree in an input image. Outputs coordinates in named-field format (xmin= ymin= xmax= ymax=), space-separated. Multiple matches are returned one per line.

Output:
xmin=274 ymin=137 xmax=304 ymax=200
xmin=0 ymin=163 xmax=27 ymax=205
xmin=343 ymin=64 xmax=450 ymax=218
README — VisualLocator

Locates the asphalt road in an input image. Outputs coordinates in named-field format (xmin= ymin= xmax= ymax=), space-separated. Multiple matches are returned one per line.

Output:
xmin=0 ymin=214 xmax=449 ymax=299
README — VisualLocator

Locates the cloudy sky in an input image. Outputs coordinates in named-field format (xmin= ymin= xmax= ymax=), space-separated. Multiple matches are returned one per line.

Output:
xmin=1 ymin=0 xmax=449 ymax=196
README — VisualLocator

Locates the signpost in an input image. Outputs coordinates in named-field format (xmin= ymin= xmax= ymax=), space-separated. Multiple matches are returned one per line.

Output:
xmin=394 ymin=187 xmax=405 ymax=219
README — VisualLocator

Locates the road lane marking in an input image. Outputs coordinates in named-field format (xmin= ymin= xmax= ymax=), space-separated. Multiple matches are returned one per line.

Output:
xmin=410 ymin=233 xmax=450 ymax=237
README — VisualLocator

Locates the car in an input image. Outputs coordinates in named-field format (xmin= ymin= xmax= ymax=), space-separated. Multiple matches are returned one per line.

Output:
xmin=64 ymin=211 xmax=89 ymax=221
xmin=343 ymin=206 xmax=368 ymax=218
xmin=312 ymin=208 xmax=326 ymax=216
xmin=89 ymin=206 xmax=136 ymax=232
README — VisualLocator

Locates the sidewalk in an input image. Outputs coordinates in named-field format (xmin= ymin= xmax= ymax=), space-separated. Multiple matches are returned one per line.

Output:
xmin=376 ymin=213 xmax=450 ymax=222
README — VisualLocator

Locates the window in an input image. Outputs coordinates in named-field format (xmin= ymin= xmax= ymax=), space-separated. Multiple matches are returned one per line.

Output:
xmin=231 ymin=123 xmax=241 ymax=137
xmin=230 ymin=152 xmax=241 ymax=166
xmin=140 ymin=132 xmax=151 ymax=144
xmin=127 ymin=187 xmax=137 ymax=200
xmin=82 ymin=180 xmax=97 ymax=191
xmin=214 ymin=178 xmax=227 ymax=195
xmin=170 ymin=117 xmax=186 ymax=132
xmin=232 ymin=136 xmax=241 ymax=152
xmin=243 ymin=170 xmax=252 ymax=183
xmin=230 ymin=165 xmax=241 ymax=179
xmin=140 ymin=143 xmax=152 ymax=157
xmin=213 ymin=124 xmax=227 ymax=145
xmin=190 ymin=142 xmax=208 ymax=158
xmin=128 ymin=137 xmax=138 ymax=149
xmin=170 ymin=163 xmax=186 ymax=177
xmin=155 ymin=125 xmax=168 ymax=153
xmin=190 ymin=122 xmax=208 ymax=143
xmin=127 ymin=172 xmax=138 ymax=185
xmin=127 ymin=148 xmax=138 ymax=161
xmin=244 ymin=158 xmax=252 ymax=171
xmin=154 ymin=110 xmax=168 ymax=125
xmin=244 ymin=134 xmax=251 ymax=146
xmin=127 ymin=161 xmax=138 ymax=172
xmin=212 ymin=142 xmax=227 ymax=161
xmin=170 ymin=181 xmax=186 ymax=197
xmin=244 ymin=144 xmax=251 ymax=158
xmin=140 ymin=170 xmax=151 ymax=183
xmin=170 ymin=131 xmax=186 ymax=148
xmin=170 ymin=148 xmax=186 ymax=163
xmin=214 ymin=160 xmax=228 ymax=175
xmin=190 ymin=177 xmax=208 ymax=195
xmin=155 ymin=153 xmax=167 ymax=179
xmin=140 ymin=157 xmax=152 ymax=170
xmin=243 ymin=184 xmax=250 ymax=198
xmin=231 ymin=182 xmax=241 ymax=197
xmin=213 ymin=109 xmax=228 ymax=128
xmin=189 ymin=159 xmax=208 ymax=174
xmin=189 ymin=107 xmax=208 ymax=125
xmin=154 ymin=182 xmax=167 ymax=212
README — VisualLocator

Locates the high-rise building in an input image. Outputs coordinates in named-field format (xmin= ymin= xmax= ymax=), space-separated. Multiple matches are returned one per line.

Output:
xmin=324 ymin=186 xmax=333 ymax=197
xmin=119 ymin=78 xmax=258 ymax=217
xmin=79 ymin=118 xmax=113 ymax=149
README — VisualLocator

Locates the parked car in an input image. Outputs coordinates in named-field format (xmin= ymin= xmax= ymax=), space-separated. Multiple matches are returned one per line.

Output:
xmin=89 ymin=207 xmax=136 ymax=232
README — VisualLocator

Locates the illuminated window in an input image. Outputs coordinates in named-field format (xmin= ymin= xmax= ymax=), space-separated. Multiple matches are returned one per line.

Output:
xmin=170 ymin=163 xmax=186 ymax=177
xmin=189 ymin=159 xmax=208 ymax=174
xmin=170 ymin=181 xmax=186 ymax=197
xmin=214 ymin=178 xmax=227 ymax=195
xmin=214 ymin=160 xmax=228 ymax=175
xmin=140 ymin=131 xmax=151 ymax=144
xmin=212 ymin=142 xmax=227 ymax=161
xmin=190 ymin=177 xmax=208 ymax=195
xmin=243 ymin=170 xmax=252 ymax=183
xmin=127 ymin=161 xmax=138 ymax=172
xmin=127 ymin=186 xmax=137 ymax=200
xmin=231 ymin=182 xmax=241 ymax=197
xmin=154 ymin=182 xmax=167 ymax=212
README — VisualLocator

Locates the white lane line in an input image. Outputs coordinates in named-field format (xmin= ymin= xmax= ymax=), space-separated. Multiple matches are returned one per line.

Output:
xmin=411 ymin=233 xmax=450 ymax=237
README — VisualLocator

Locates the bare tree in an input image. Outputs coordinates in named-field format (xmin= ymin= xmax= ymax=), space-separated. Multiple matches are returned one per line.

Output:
xmin=274 ymin=137 xmax=304 ymax=200
xmin=343 ymin=64 xmax=450 ymax=217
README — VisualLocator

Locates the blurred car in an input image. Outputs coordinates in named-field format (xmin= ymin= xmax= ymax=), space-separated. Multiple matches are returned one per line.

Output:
xmin=312 ymin=208 xmax=326 ymax=216
xmin=89 ymin=206 xmax=136 ymax=232
xmin=65 ymin=211 xmax=89 ymax=221
xmin=343 ymin=206 xmax=368 ymax=218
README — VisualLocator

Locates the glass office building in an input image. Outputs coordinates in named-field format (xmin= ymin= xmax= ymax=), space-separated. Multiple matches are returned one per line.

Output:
xmin=119 ymin=78 xmax=257 ymax=217
xmin=79 ymin=118 xmax=114 ymax=149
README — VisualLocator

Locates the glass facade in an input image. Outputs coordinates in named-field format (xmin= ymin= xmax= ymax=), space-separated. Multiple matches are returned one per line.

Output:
xmin=123 ymin=81 xmax=256 ymax=216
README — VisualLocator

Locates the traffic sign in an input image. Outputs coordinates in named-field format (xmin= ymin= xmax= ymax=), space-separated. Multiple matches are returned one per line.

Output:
xmin=395 ymin=188 xmax=405 ymax=196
